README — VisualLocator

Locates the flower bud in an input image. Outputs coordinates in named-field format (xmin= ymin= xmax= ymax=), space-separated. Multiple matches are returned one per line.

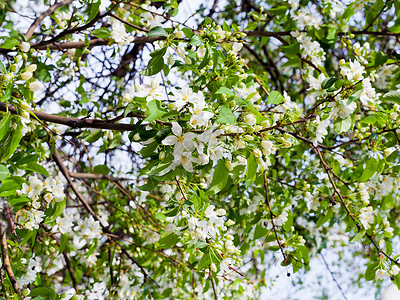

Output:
xmin=20 ymin=42 xmax=30 ymax=52
xmin=133 ymin=133 xmax=141 ymax=141
xmin=122 ymin=93 xmax=132 ymax=102
xmin=14 ymin=54 xmax=22 ymax=63
xmin=226 ymin=219 xmax=235 ymax=226
xmin=210 ymin=263 xmax=217 ymax=272
xmin=29 ymin=80 xmax=44 ymax=92
xmin=253 ymin=148 xmax=262 ymax=157
xmin=224 ymin=160 xmax=233 ymax=171
xmin=21 ymin=71 xmax=33 ymax=81
xmin=174 ymin=31 xmax=184 ymax=39
xmin=159 ymin=151 xmax=165 ymax=160
xmin=26 ymin=64 xmax=37 ymax=72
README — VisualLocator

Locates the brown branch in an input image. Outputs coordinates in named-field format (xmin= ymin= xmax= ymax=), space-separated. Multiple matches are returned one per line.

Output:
xmin=0 ymin=221 xmax=20 ymax=296
xmin=0 ymin=265 xmax=6 ymax=298
xmin=312 ymin=147 xmax=400 ymax=267
xmin=0 ymin=102 xmax=171 ymax=131
xmin=62 ymin=251 xmax=78 ymax=291
xmin=320 ymin=252 xmax=349 ymax=300
xmin=69 ymin=172 xmax=134 ymax=181
xmin=25 ymin=0 xmax=74 ymax=39
xmin=52 ymin=148 xmax=99 ymax=221
xmin=210 ymin=276 xmax=218 ymax=300
xmin=363 ymin=4 xmax=387 ymax=31
xmin=1 ymin=29 xmax=400 ymax=55
xmin=263 ymin=171 xmax=286 ymax=260
xmin=0 ymin=102 xmax=137 ymax=131
xmin=109 ymin=12 xmax=149 ymax=32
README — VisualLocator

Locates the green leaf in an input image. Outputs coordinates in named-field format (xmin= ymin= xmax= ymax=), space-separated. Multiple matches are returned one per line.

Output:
xmin=8 ymin=196 xmax=29 ymax=207
xmin=282 ymin=211 xmax=293 ymax=232
xmin=281 ymin=43 xmax=300 ymax=58
xmin=209 ymin=160 xmax=229 ymax=194
xmin=0 ymin=60 xmax=5 ymax=73
xmin=1 ymin=122 xmax=22 ymax=162
xmin=93 ymin=165 xmax=110 ymax=175
xmin=148 ymin=26 xmax=168 ymax=38
xmin=359 ymin=157 xmax=378 ymax=182
xmin=47 ymin=201 xmax=66 ymax=223
xmin=375 ymin=52 xmax=388 ymax=67
xmin=365 ymin=0 xmax=384 ymax=28
xmin=164 ymin=206 xmax=180 ymax=217
xmin=140 ymin=48 xmax=166 ymax=76
xmin=334 ymin=116 xmax=352 ymax=133
xmin=253 ymin=225 xmax=268 ymax=240
xmin=365 ymin=262 xmax=379 ymax=281
xmin=197 ymin=252 xmax=211 ymax=270
xmin=159 ymin=233 xmax=179 ymax=249
xmin=316 ymin=209 xmax=333 ymax=228
xmin=162 ymin=288 xmax=173 ymax=297
xmin=246 ymin=155 xmax=257 ymax=185
xmin=266 ymin=91 xmax=284 ymax=105
xmin=215 ymin=105 xmax=235 ymax=124
xmin=268 ymin=6 xmax=287 ymax=15
xmin=326 ymin=27 xmax=337 ymax=41
xmin=86 ymin=238 xmax=98 ymax=257
xmin=145 ymin=100 xmax=167 ymax=122
xmin=360 ymin=113 xmax=386 ymax=126
xmin=350 ymin=230 xmax=366 ymax=243
xmin=0 ymin=177 xmax=24 ymax=197
xmin=0 ymin=164 xmax=10 ymax=181
xmin=190 ymin=35 xmax=203 ymax=47
xmin=124 ymin=103 xmax=137 ymax=117
xmin=88 ymin=0 xmax=101 ymax=23
xmin=0 ymin=38 xmax=19 ymax=49
xmin=59 ymin=233 xmax=68 ymax=254
xmin=92 ymin=27 xmax=111 ymax=39
xmin=85 ymin=129 xmax=102 ymax=143
xmin=140 ymin=141 xmax=158 ymax=158
xmin=321 ymin=78 xmax=337 ymax=89
xmin=198 ymin=48 xmax=210 ymax=70
xmin=381 ymin=90 xmax=400 ymax=104
xmin=216 ymin=87 xmax=234 ymax=96
xmin=0 ymin=111 xmax=10 ymax=141
xmin=20 ymin=163 xmax=49 ymax=177
xmin=182 ymin=28 xmax=194 ymax=38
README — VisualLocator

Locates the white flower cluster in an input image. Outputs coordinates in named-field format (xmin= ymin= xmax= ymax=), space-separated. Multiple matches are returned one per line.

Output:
xmin=17 ymin=254 xmax=42 ymax=286
xmin=233 ymin=83 xmax=261 ymax=104
xmin=17 ymin=175 xmax=65 ymax=230
xmin=375 ymin=265 xmax=400 ymax=280
xmin=291 ymin=7 xmax=322 ymax=29
xmin=110 ymin=18 xmax=134 ymax=45
xmin=141 ymin=5 xmax=165 ymax=28
xmin=188 ymin=205 xmax=227 ymax=242
xmin=264 ymin=206 xmax=291 ymax=229
xmin=291 ymin=31 xmax=326 ymax=67
xmin=359 ymin=206 xmax=375 ymax=229
xmin=340 ymin=59 xmax=365 ymax=82
xmin=72 ymin=215 xmax=103 ymax=249
xmin=312 ymin=115 xmax=330 ymax=146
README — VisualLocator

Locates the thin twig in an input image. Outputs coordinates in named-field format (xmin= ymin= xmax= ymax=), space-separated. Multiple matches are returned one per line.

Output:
xmin=320 ymin=252 xmax=349 ymax=300
xmin=263 ymin=171 xmax=286 ymax=260
xmin=210 ymin=277 xmax=218 ymax=300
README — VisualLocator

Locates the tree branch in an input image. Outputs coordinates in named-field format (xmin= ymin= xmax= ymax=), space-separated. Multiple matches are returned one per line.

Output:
xmin=25 ymin=0 xmax=74 ymax=39
xmin=0 ymin=221 xmax=20 ymax=296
